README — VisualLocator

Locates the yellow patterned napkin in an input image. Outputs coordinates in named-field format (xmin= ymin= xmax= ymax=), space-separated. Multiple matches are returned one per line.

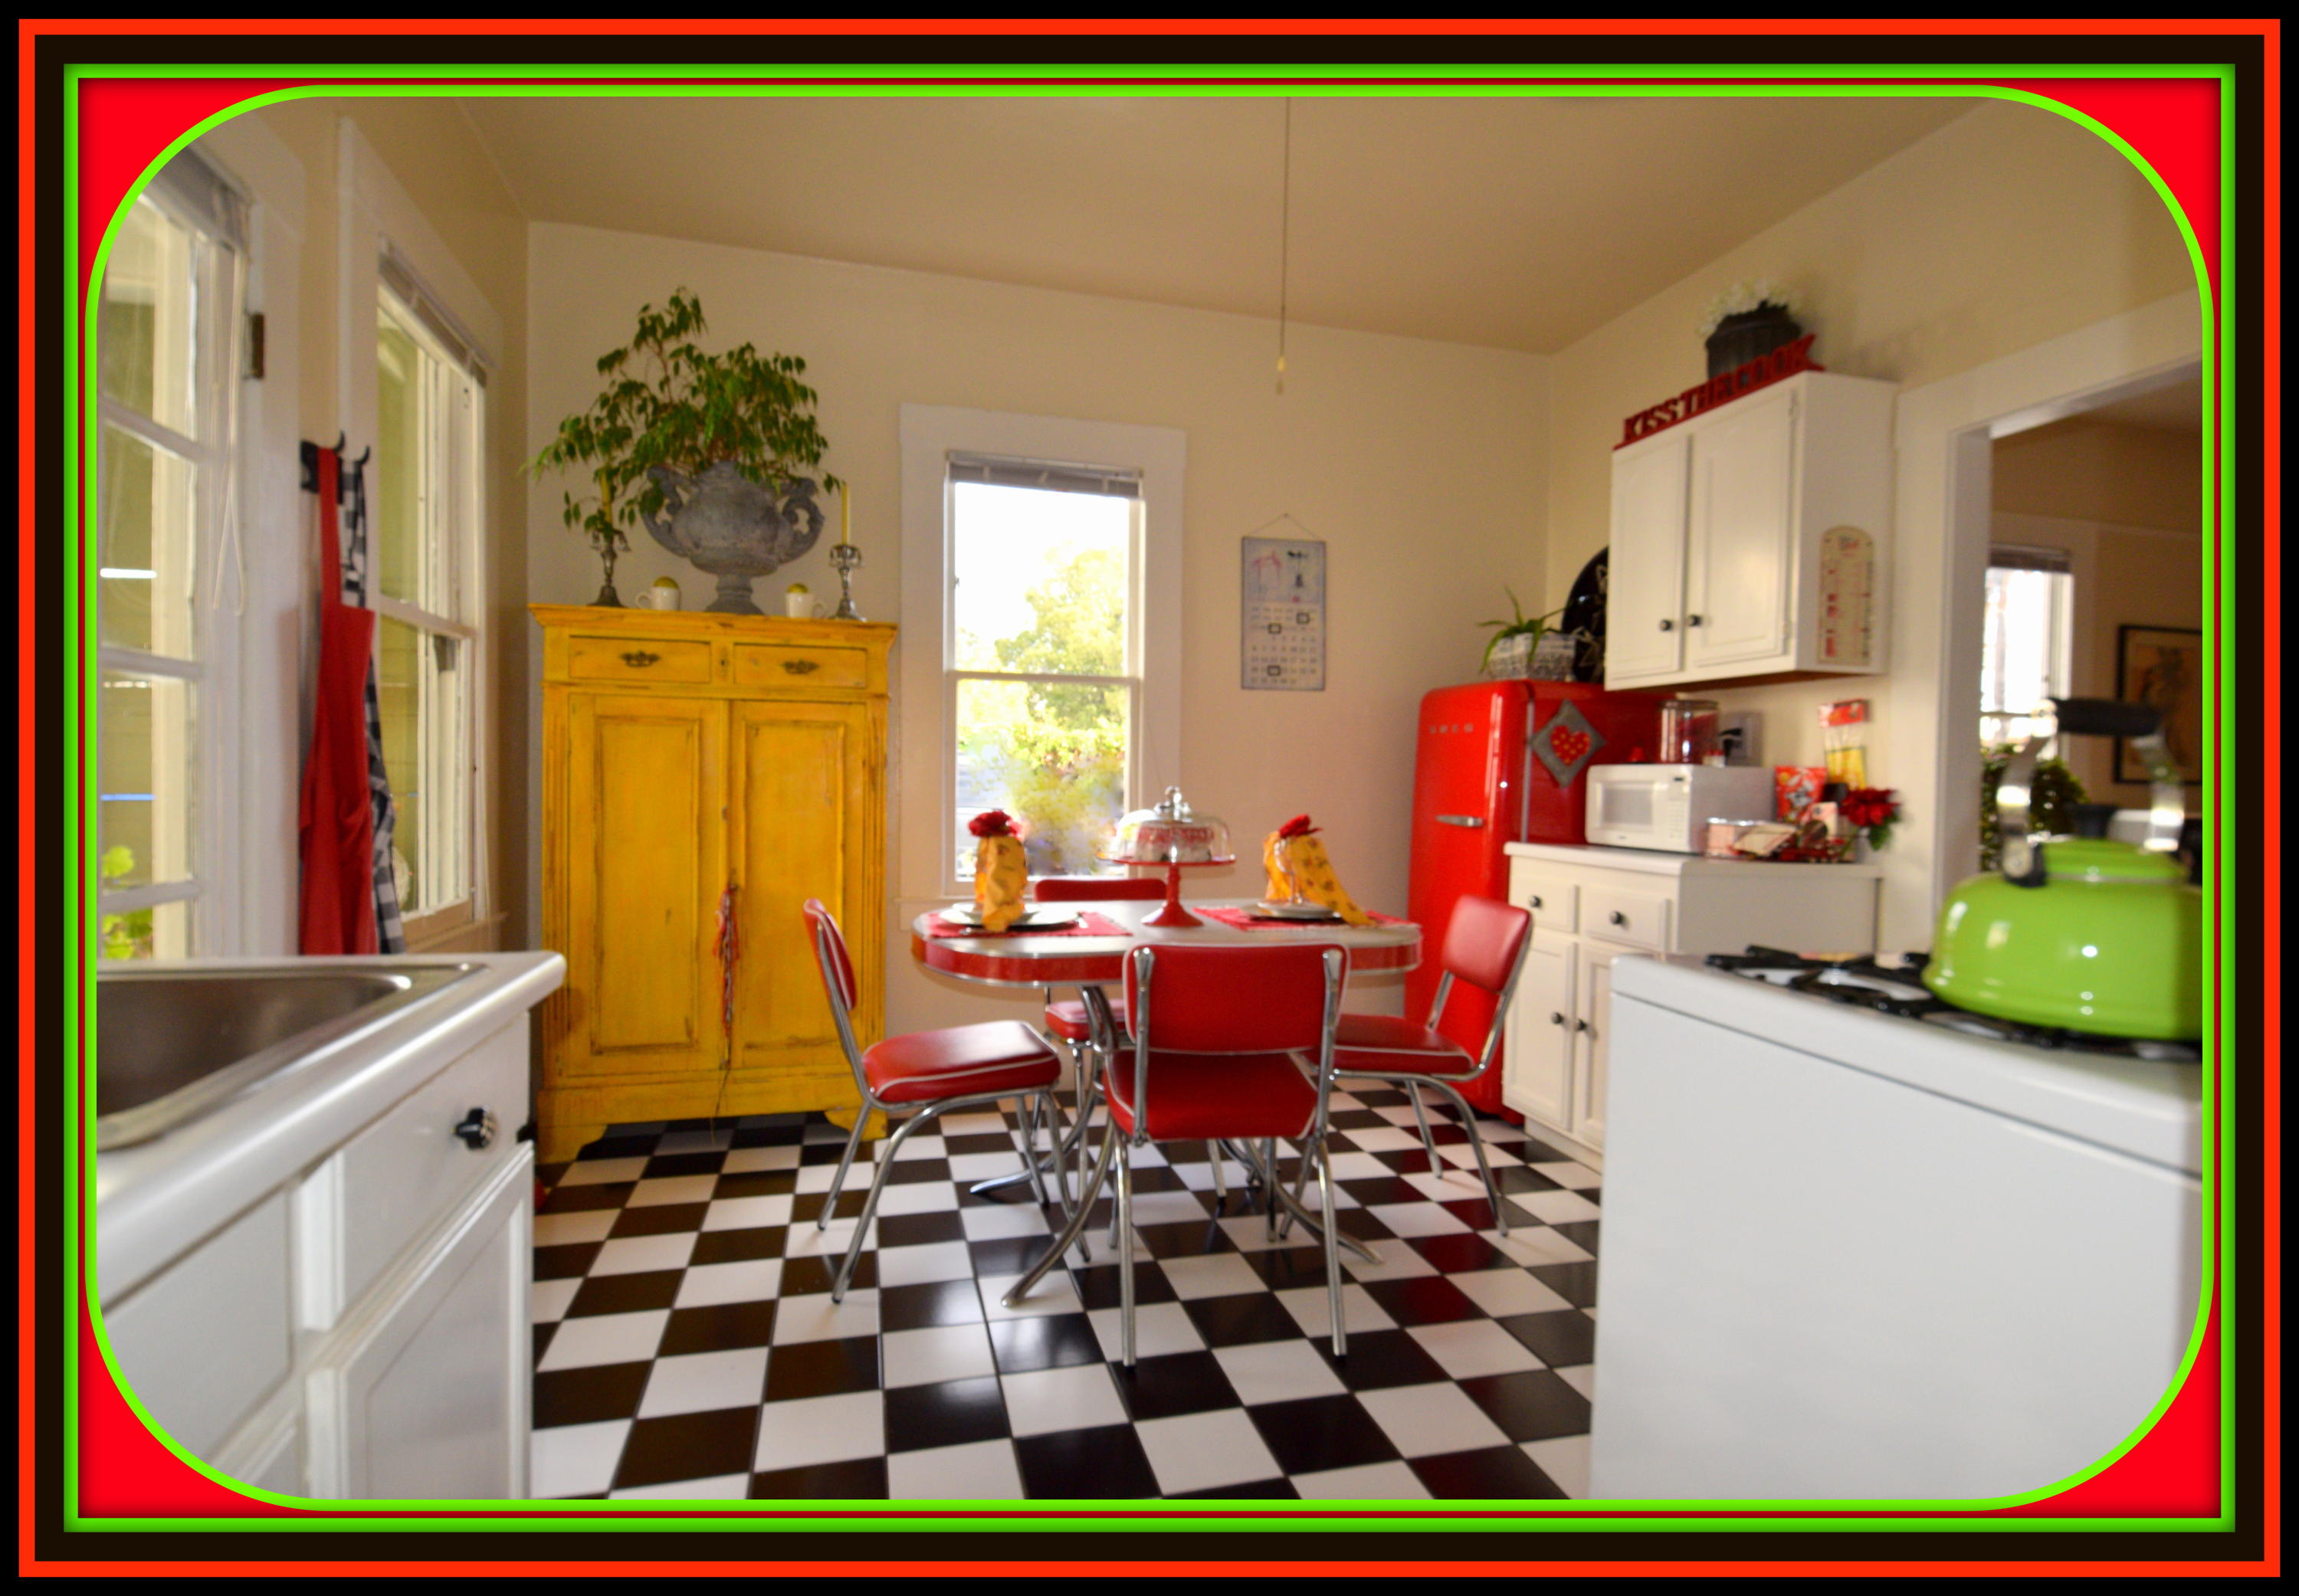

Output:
xmin=1264 ymin=815 xmax=1370 ymax=926
xmin=970 ymin=810 xmax=1028 ymax=932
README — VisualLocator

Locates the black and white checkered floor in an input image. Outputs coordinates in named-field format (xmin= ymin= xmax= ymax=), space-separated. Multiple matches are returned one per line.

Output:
xmin=529 ymin=1083 xmax=1600 ymax=1501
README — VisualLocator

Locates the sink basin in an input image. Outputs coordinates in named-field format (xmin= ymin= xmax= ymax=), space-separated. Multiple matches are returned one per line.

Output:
xmin=97 ymin=963 xmax=478 ymax=1150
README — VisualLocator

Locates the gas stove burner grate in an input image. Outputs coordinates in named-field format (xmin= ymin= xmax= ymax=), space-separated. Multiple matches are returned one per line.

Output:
xmin=1707 ymin=945 xmax=2200 ymax=1063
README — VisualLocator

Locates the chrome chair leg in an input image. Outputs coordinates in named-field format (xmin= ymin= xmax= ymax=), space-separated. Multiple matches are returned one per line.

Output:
xmin=1263 ymin=1137 xmax=1280 ymax=1242
xmin=1115 ymin=1137 xmax=1137 ymax=1367
xmin=1208 ymin=1142 xmax=1227 ymax=1213
xmin=831 ymin=1103 xmax=940 ymax=1301
xmin=1003 ymin=1118 xmax=1121 ymax=1309
xmin=1421 ymin=1077 xmax=1510 ymax=1236
xmin=1406 ymin=1082 xmax=1446 ymax=1176
xmin=817 ymin=1106 xmax=873 ymax=1231
xmin=1018 ymin=1096 xmax=1054 ymax=1209
xmin=1316 ymin=1136 xmax=1345 ymax=1358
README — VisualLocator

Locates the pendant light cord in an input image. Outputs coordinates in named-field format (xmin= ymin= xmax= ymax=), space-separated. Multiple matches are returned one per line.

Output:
xmin=1277 ymin=97 xmax=1292 ymax=395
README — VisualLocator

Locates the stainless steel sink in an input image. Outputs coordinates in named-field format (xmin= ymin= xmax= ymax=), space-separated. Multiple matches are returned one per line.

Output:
xmin=97 ymin=963 xmax=478 ymax=1150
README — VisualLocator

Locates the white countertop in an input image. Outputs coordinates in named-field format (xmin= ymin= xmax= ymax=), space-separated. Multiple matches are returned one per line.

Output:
xmin=94 ymin=951 xmax=565 ymax=1301
xmin=1504 ymin=840 xmax=1885 ymax=878
xmin=1610 ymin=955 xmax=2202 ymax=1173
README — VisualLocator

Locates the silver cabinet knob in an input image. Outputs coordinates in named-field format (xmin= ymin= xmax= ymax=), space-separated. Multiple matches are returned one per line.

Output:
xmin=1687 ymin=614 xmax=1704 ymax=627
xmin=1609 ymin=910 xmax=1628 ymax=926
xmin=1574 ymin=1018 xmax=1591 ymax=1034
xmin=1549 ymin=1011 xmax=1566 ymax=1025
xmin=1527 ymin=894 xmax=1543 ymax=909
xmin=1658 ymin=618 xmax=1675 ymax=632
xmin=454 ymin=1107 xmax=498 ymax=1151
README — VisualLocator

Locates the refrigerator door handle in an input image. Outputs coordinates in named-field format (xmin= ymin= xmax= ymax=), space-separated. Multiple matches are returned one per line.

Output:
xmin=1434 ymin=814 xmax=1487 ymax=829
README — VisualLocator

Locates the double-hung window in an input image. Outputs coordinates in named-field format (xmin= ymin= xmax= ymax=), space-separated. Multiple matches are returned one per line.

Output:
xmin=372 ymin=267 xmax=484 ymax=942
xmin=945 ymin=454 xmax=1145 ymax=881
xmin=1979 ymin=543 xmax=2074 ymax=751
xmin=94 ymin=158 xmax=244 ymax=959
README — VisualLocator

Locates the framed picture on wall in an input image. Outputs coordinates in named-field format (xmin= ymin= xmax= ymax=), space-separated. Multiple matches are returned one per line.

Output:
xmin=2114 ymin=624 xmax=2206 ymax=785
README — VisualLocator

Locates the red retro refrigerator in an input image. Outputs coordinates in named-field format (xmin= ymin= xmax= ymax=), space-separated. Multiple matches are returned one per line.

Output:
xmin=1405 ymin=680 xmax=1663 ymax=1114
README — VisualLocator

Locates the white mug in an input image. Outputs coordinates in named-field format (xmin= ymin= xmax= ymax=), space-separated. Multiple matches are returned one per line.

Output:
xmin=648 ymin=582 xmax=681 ymax=611
xmin=783 ymin=592 xmax=825 ymax=619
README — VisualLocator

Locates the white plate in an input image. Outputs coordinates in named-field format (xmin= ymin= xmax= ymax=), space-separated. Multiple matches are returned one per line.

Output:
xmin=1252 ymin=900 xmax=1343 ymax=922
xmin=940 ymin=905 xmax=1078 ymax=932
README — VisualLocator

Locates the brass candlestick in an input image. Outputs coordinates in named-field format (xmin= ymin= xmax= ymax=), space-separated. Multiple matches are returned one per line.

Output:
xmin=828 ymin=539 xmax=864 ymax=621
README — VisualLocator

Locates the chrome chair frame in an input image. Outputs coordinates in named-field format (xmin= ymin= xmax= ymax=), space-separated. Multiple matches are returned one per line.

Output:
xmin=1286 ymin=916 xmax=1535 ymax=1239
xmin=807 ymin=911 xmax=1071 ymax=1303
xmin=1106 ymin=942 xmax=1350 ymax=1365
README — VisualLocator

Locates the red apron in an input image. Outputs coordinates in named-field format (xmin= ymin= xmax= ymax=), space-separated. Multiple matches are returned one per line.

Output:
xmin=297 ymin=448 xmax=380 ymax=955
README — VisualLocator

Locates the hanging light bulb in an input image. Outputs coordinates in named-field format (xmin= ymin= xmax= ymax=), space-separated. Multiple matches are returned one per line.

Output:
xmin=1277 ymin=97 xmax=1292 ymax=396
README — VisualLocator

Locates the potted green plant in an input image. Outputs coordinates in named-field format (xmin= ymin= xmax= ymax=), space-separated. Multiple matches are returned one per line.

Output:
xmin=530 ymin=290 xmax=841 ymax=613
xmin=1477 ymin=586 xmax=1566 ymax=678
xmin=1979 ymin=742 xmax=2087 ymax=871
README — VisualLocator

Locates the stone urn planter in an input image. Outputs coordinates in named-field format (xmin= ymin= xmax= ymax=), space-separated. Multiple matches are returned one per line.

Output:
xmin=640 ymin=462 xmax=826 ymax=614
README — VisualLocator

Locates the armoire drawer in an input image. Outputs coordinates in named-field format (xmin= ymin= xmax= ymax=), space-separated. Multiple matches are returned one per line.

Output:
xmin=1514 ymin=870 xmax=1579 ymax=934
xmin=566 ymin=634 xmax=715 ymax=684
xmin=733 ymin=641 xmax=869 ymax=690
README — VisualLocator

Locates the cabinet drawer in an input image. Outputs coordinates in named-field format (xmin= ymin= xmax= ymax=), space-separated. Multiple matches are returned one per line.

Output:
xmin=1514 ymin=870 xmax=1579 ymax=935
xmin=1582 ymin=882 xmax=1672 ymax=952
xmin=733 ymin=641 xmax=868 ymax=691
xmin=105 ymin=1190 xmax=291 ymax=1457
xmin=321 ymin=1022 xmax=528 ymax=1322
xmin=567 ymin=635 xmax=715 ymax=684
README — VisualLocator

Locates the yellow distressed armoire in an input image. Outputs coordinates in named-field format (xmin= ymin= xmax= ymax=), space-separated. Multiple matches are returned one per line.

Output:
xmin=532 ymin=605 xmax=895 ymax=1164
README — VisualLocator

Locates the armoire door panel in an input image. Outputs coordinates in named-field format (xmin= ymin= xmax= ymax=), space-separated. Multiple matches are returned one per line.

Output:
xmin=1685 ymin=389 xmax=1796 ymax=670
xmin=728 ymin=699 xmax=867 ymax=1063
xmin=566 ymin=693 xmax=725 ymax=1070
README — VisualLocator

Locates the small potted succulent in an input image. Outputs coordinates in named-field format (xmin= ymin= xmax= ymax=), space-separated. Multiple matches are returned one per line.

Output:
xmin=1699 ymin=279 xmax=1802 ymax=378
xmin=530 ymin=290 xmax=840 ymax=614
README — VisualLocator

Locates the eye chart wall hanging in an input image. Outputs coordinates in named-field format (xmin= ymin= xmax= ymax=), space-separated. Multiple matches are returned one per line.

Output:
xmin=1242 ymin=535 xmax=1327 ymax=690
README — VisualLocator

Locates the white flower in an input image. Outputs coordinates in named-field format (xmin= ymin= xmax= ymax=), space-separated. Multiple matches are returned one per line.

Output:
xmin=1699 ymin=278 xmax=1793 ymax=338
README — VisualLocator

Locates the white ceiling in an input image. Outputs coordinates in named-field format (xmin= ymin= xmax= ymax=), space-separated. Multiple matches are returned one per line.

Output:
xmin=460 ymin=93 xmax=1976 ymax=355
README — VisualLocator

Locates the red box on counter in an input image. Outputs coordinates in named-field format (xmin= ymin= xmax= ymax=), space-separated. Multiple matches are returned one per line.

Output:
xmin=1775 ymin=765 xmax=1828 ymax=822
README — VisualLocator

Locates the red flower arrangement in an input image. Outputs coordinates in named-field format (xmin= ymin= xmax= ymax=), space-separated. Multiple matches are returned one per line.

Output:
xmin=1840 ymin=787 xmax=1901 ymax=848
xmin=968 ymin=810 xmax=1015 ymax=838
xmin=1277 ymin=814 xmax=1321 ymax=839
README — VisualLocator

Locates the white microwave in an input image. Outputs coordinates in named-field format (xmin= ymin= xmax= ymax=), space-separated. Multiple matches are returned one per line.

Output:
xmin=1585 ymin=764 xmax=1776 ymax=854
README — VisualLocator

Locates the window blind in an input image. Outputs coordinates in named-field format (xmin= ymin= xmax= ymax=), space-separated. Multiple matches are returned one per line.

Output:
xmin=147 ymin=148 xmax=248 ymax=251
xmin=379 ymin=245 xmax=492 ymax=385
xmin=1988 ymin=543 xmax=2073 ymax=574
xmin=946 ymin=451 xmax=1142 ymax=500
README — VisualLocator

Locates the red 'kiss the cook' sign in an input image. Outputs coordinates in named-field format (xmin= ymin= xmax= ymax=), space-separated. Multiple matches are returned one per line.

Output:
xmin=1616 ymin=334 xmax=1825 ymax=447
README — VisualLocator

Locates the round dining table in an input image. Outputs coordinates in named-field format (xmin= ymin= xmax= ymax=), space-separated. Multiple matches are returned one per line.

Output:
xmin=908 ymin=896 xmax=1422 ymax=1306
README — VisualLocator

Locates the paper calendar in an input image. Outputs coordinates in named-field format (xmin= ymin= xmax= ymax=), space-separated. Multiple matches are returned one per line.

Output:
xmin=1241 ymin=536 xmax=1326 ymax=691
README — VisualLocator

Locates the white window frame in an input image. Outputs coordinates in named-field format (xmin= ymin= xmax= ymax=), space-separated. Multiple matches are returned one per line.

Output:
xmin=93 ymin=167 xmax=245 ymax=960
xmin=337 ymin=120 xmax=501 ymax=950
xmin=373 ymin=285 xmax=485 ymax=940
xmin=900 ymin=407 xmax=1184 ymax=903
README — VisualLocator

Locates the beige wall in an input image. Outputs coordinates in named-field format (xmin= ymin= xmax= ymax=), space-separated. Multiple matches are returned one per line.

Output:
xmin=526 ymin=221 xmax=1549 ymax=1032
xmin=1993 ymin=415 xmax=2203 ymax=537
xmin=1542 ymin=98 xmax=2196 ymax=937
xmin=231 ymin=97 xmax=532 ymax=950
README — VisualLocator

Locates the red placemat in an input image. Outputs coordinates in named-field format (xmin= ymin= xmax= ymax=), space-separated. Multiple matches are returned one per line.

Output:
xmin=922 ymin=909 xmax=1131 ymax=940
xmin=1193 ymin=905 xmax=1410 ymax=931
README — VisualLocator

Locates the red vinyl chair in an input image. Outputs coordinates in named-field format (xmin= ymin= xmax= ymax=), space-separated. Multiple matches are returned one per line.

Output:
xmin=1101 ymin=940 xmax=1350 ymax=1365
xmin=803 ymin=898 xmax=1068 ymax=1301
xmin=1317 ymin=893 xmax=1533 ymax=1237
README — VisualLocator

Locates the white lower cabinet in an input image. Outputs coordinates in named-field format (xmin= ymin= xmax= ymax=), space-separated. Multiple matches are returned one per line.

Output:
xmin=1502 ymin=844 xmax=1882 ymax=1161
xmin=307 ymin=1158 xmax=530 ymax=1499
xmin=99 ymin=1017 xmax=535 ymax=1500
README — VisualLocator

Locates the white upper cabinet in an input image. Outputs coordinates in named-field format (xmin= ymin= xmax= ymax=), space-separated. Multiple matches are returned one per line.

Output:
xmin=1605 ymin=370 xmax=1894 ymax=689
xmin=1605 ymin=430 xmax=1691 ymax=683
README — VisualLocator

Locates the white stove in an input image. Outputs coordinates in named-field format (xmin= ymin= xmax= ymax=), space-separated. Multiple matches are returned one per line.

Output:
xmin=1586 ymin=952 xmax=2205 ymax=1502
